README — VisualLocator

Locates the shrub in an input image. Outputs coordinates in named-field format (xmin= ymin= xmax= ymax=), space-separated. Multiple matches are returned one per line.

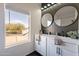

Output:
xmin=6 ymin=23 xmax=25 ymax=34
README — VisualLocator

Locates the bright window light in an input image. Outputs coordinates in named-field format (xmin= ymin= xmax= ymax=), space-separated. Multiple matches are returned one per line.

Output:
xmin=5 ymin=9 xmax=30 ymax=48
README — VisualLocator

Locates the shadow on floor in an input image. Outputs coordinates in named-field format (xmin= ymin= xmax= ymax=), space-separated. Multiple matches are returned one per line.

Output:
xmin=27 ymin=51 xmax=42 ymax=56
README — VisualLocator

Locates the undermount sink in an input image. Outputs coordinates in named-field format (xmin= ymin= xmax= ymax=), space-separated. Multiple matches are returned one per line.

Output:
xmin=54 ymin=37 xmax=64 ymax=45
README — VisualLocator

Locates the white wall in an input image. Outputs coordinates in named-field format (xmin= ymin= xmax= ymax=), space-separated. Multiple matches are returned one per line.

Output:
xmin=0 ymin=3 xmax=5 ymax=51
xmin=31 ymin=8 xmax=41 ymax=51
xmin=0 ymin=3 xmax=41 ymax=56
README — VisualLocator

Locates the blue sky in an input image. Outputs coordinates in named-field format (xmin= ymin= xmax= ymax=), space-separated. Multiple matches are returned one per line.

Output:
xmin=5 ymin=9 xmax=29 ymax=28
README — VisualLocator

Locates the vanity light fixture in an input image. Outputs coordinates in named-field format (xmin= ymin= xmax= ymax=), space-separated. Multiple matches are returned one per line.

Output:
xmin=47 ymin=3 xmax=51 ymax=7
xmin=44 ymin=6 xmax=47 ymax=8
xmin=51 ymin=3 xmax=54 ymax=4
xmin=41 ymin=3 xmax=57 ymax=11
xmin=41 ymin=7 xmax=44 ymax=10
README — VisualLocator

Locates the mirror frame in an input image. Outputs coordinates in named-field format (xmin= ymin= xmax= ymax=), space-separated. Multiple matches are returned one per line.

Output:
xmin=54 ymin=5 xmax=79 ymax=27
xmin=41 ymin=12 xmax=54 ymax=28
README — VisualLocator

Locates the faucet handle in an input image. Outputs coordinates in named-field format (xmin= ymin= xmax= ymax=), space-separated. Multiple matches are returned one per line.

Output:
xmin=54 ymin=38 xmax=64 ymax=45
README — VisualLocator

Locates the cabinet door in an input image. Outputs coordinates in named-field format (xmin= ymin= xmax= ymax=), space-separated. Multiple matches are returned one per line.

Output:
xmin=47 ymin=37 xmax=56 ymax=56
xmin=61 ymin=49 xmax=75 ymax=56
xmin=59 ymin=42 xmax=78 ymax=56
xmin=35 ymin=35 xmax=41 ymax=53
xmin=35 ymin=40 xmax=41 ymax=53
xmin=47 ymin=37 xmax=50 ymax=56
xmin=40 ymin=35 xmax=47 ymax=56
xmin=49 ymin=45 xmax=56 ymax=56
xmin=50 ymin=38 xmax=56 ymax=56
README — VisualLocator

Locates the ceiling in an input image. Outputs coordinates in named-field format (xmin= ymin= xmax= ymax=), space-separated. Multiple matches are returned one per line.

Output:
xmin=5 ymin=3 xmax=57 ymax=13
xmin=5 ymin=3 xmax=41 ymax=14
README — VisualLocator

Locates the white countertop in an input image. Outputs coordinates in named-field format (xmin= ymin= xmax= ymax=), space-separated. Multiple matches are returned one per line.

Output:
xmin=35 ymin=34 xmax=79 ymax=45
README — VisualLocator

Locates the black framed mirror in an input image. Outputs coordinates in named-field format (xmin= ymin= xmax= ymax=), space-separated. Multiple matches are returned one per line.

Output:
xmin=54 ymin=6 xmax=78 ymax=27
xmin=41 ymin=13 xmax=53 ymax=28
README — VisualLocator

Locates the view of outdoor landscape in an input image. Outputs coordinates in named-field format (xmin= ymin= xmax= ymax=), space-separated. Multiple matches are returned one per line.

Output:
xmin=5 ymin=9 xmax=29 ymax=47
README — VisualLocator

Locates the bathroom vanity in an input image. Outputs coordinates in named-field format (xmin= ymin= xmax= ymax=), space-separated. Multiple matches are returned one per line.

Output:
xmin=37 ymin=3 xmax=79 ymax=56
xmin=35 ymin=34 xmax=79 ymax=56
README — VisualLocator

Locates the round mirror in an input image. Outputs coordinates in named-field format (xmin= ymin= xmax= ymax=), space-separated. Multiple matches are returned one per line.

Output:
xmin=41 ymin=13 xmax=53 ymax=27
xmin=54 ymin=6 xmax=78 ymax=26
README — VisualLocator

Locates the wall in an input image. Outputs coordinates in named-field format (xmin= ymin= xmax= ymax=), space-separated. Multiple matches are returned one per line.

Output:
xmin=0 ymin=3 xmax=5 ymax=52
xmin=0 ymin=3 xmax=41 ymax=56
xmin=31 ymin=8 xmax=41 ymax=49
xmin=78 ymin=18 xmax=79 ymax=33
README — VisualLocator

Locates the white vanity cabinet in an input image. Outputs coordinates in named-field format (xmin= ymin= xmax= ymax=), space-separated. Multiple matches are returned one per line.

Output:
xmin=55 ymin=36 xmax=79 ymax=56
xmin=35 ymin=34 xmax=47 ymax=56
xmin=35 ymin=34 xmax=79 ymax=56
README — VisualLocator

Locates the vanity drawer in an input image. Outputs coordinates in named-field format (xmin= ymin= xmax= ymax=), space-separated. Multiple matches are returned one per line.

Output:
xmin=55 ymin=43 xmax=78 ymax=56
xmin=61 ymin=48 xmax=76 ymax=56
xmin=60 ymin=42 xmax=78 ymax=54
